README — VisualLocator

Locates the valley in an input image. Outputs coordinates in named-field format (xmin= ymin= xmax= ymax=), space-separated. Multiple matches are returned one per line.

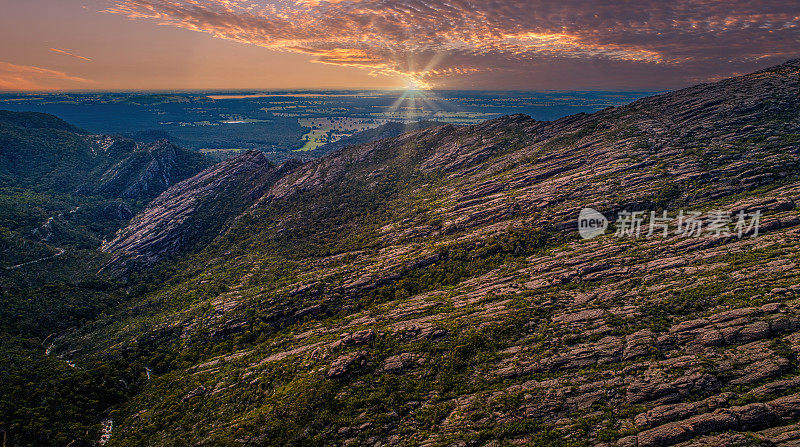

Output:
xmin=1 ymin=60 xmax=800 ymax=446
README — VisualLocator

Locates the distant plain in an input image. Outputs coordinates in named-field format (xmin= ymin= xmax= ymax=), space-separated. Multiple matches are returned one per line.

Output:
xmin=0 ymin=90 xmax=655 ymax=161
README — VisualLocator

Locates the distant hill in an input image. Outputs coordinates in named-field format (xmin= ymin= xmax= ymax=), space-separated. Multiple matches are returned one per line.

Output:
xmin=0 ymin=110 xmax=209 ymax=197
xmin=0 ymin=111 xmax=98 ymax=191
xmin=0 ymin=110 xmax=84 ymax=133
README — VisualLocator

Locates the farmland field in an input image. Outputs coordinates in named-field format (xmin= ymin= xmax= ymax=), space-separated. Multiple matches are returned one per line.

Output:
xmin=0 ymin=90 xmax=655 ymax=161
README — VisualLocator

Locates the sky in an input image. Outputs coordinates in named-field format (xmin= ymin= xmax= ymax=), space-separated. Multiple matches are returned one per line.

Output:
xmin=1 ymin=0 xmax=798 ymax=91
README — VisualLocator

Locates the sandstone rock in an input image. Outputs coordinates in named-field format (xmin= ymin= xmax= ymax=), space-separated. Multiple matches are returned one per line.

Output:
xmin=102 ymin=150 xmax=294 ymax=272
xmin=182 ymin=385 xmax=207 ymax=402
xmin=382 ymin=353 xmax=416 ymax=373
xmin=327 ymin=351 xmax=366 ymax=378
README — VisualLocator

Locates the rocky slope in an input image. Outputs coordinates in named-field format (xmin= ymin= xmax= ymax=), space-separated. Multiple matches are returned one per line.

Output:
xmin=0 ymin=111 xmax=208 ymax=198
xmin=45 ymin=59 xmax=800 ymax=446
xmin=100 ymin=151 xmax=295 ymax=271
xmin=92 ymin=139 xmax=209 ymax=199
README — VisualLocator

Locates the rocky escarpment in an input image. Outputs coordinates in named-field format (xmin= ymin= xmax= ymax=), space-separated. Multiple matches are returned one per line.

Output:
xmin=0 ymin=109 xmax=210 ymax=200
xmin=93 ymin=139 xmax=209 ymax=199
xmin=62 ymin=59 xmax=800 ymax=446
xmin=100 ymin=151 xmax=293 ymax=271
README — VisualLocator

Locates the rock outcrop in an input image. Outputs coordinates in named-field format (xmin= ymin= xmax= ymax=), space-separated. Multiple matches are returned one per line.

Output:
xmin=94 ymin=139 xmax=208 ymax=199
xmin=101 ymin=150 xmax=290 ymax=271
xmin=62 ymin=59 xmax=800 ymax=446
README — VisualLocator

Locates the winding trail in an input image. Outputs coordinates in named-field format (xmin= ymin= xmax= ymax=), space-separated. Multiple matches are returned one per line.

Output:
xmin=4 ymin=206 xmax=78 ymax=271
xmin=4 ymin=247 xmax=65 ymax=271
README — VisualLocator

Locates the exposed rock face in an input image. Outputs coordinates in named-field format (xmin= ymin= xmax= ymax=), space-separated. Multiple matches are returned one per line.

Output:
xmin=327 ymin=351 xmax=366 ymax=378
xmin=94 ymin=139 xmax=208 ymax=199
xmin=101 ymin=150 xmax=288 ymax=271
xmin=0 ymin=109 xmax=209 ymax=197
xmin=64 ymin=59 xmax=800 ymax=445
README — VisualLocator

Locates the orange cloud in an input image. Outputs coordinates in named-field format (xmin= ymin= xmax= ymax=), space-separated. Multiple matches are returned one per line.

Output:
xmin=49 ymin=48 xmax=92 ymax=61
xmin=0 ymin=61 xmax=92 ymax=91
xmin=104 ymin=0 xmax=800 ymax=89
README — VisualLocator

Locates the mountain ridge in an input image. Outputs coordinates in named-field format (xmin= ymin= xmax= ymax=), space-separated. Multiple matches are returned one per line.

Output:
xmin=0 ymin=112 xmax=210 ymax=198
xmin=4 ymin=59 xmax=800 ymax=446
xmin=101 ymin=150 xmax=292 ymax=272
xmin=68 ymin=59 xmax=800 ymax=446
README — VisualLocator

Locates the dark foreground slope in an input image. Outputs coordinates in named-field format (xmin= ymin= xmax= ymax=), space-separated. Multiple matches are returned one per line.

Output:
xmin=0 ymin=112 xmax=212 ymax=447
xmin=24 ymin=60 xmax=800 ymax=446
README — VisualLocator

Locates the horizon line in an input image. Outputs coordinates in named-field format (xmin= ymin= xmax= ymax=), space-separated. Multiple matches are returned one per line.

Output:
xmin=0 ymin=88 xmax=665 ymax=95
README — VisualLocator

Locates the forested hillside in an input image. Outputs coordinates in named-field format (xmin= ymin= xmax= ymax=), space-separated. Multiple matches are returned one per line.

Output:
xmin=4 ymin=60 xmax=800 ymax=446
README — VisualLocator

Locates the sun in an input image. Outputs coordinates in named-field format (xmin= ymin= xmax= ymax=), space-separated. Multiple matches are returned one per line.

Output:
xmin=403 ymin=76 xmax=431 ymax=91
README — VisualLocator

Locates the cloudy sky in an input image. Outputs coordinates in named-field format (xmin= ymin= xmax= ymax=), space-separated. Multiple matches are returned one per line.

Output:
xmin=1 ymin=0 xmax=798 ymax=91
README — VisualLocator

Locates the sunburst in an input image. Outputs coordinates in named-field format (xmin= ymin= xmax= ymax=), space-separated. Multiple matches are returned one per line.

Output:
xmin=381 ymin=52 xmax=457 ymax=122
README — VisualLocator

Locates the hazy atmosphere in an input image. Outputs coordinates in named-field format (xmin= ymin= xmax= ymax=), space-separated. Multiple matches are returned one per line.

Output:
xmin=2 ymin=2 xmax=800 ymax=447
xmin=2 ymin=0 xmax=799 ymax=90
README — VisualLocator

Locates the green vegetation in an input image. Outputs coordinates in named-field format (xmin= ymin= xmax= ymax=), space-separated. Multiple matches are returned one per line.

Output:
xmin=3 ymin=62 xmax=800 ymax=446
xmin=0 ymin=111 xmax=214 ymax=446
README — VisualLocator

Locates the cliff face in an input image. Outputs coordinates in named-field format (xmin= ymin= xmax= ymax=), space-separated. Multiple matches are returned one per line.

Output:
xmin=67 ymin=60 xmax=800 ymax=446
xmin=0 ymin=112 xmax=209 ymax=198
xmin=100 ymin=150 xmax=289 ymax=271
xmin=94 ymin=139 xmax=209 ymax=199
